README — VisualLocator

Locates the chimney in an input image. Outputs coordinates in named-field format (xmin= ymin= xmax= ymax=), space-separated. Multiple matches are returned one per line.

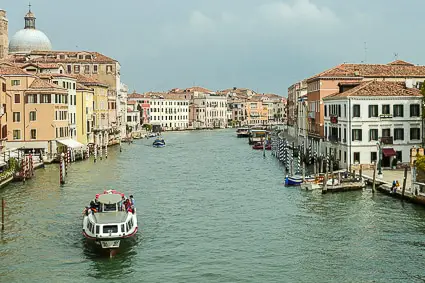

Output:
xmin=405 ymin=79 xmax=414 ymax=88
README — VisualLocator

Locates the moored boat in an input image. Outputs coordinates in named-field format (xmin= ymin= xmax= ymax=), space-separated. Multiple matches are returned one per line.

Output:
xmin=82 ymin=190 xmax=138 ymax=257
xmin=252 ymin=142 xmax=272 ymax=150
xmin=153 ymin=137 xmax=166 ymax=148
xmin=236 ymin=127 xmax=250 ymax=138
xmin=285 ymin=175 xmax=303 ymax=186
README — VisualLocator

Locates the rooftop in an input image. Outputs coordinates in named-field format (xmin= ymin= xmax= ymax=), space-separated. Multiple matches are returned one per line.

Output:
xmin=26 ymin=77 xmax=68 ymax=94
xmin=308 ymin=60 xmax=425 ymax=82
xmin=323 ymin=80 xmax=422 ymax=100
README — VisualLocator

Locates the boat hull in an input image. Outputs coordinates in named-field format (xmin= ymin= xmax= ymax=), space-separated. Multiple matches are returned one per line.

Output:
xmin=153 ymin=144 xmax=166 ymax=148
xmin=237 ymin=133 xmax=250 ymax=138
xmin=285 ymin=176 xmax=303 ymax=186
xmin=83 ymin=227 xmax=138 ymax=255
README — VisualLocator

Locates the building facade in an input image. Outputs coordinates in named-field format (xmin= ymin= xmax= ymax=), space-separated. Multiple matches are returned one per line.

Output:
xmin=149 ymin=94 xmax=190 ymax=130
xmin=323 ymin=80 xmax=422 ymax=169
xmin=191 ymin=93 xmax=227 ymax=128
xmin=76 ymin=83 xmax=94 ymax=145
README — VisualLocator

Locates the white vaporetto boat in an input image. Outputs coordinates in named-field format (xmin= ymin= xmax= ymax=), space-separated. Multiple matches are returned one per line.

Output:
xmin=82 ymin=190 xmax=138 ymax=256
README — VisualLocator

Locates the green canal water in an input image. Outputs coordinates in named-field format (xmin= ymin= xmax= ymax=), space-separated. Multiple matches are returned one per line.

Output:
xmin=1 ymin=129 xmax=425 ymax=282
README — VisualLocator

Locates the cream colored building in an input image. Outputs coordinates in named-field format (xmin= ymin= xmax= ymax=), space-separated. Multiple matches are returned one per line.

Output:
xmin=76 ymin=83 xmax=94 ymax=145
xmin=148 ymin=93 xmax=190 ymax=130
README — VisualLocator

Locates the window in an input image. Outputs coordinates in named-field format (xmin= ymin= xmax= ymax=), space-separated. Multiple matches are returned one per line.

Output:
xmin=369 ymin=129 xmax=378 ymax=141
xmin=394 ymin=128 xmax=404 ymax=141
xmin=67 ymin=65 xmax=72 ymax=73
xmin=344 ymin=151 xmax=347 ymax=163
xmin=344 ymin=128 xmax=347 ymax=141
xmin=14 ymin=94 xmax=20 ymax=103
xmin=93 ymin=65 xmax=98 ymax=73
xmin=354 ymin=152 xmax=360 ymax=163
xmin=368 ymin=105 xmax=378 ymax=117
xmin=382 ymin=104 xmax=390 ymax=115
xmin=13 ymin=112 xmax=20 ymax=122
xmin=371 ymin=152 xmax=377 ymax=163
xmin=410 ymin=128 xmax=420 ymax=140
xmin=40 ymin=94 xmax=50 ymax=103
xmin=324 ymin=105 xmax=327 ymax=117
xmin=2 ymin=83 xmax=5 ymax=92
xmin=352 ymin=129 xmax=362 ymax=141
xmin=30 ymin=129 xmax=36 ymax=139
xmin=13 ymin=130 xmax=20 ymax=140
xmin=410 ymin=104 xmax=420 ymax=117
xmin=338 ymin=105 xmax=341 ymax=117
xmin=29 ymin=111 xmax=36 ymax=121
xmin=382 ymin=128 xmax=391 ymax=137
xmin=74 ymin=65 xmax=80 ymax=73
xmin=353 ymin=105 xmax=360 ymax=117
xmin=106 ymin=65 xmax=113 ymax=73
xmin=393 ymin=105 xmax=403 ymax=117
xmin=11 ymin=80 xmax=20 ymax=86
xmin=84 ymin=65 xmax=90 ymax=74
xmin=396 ymin=151 xmax=402 ymax=162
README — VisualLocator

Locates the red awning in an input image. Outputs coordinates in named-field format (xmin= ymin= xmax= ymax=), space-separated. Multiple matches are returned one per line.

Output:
xmin=382 ymin=148 xmax=397 ymax=157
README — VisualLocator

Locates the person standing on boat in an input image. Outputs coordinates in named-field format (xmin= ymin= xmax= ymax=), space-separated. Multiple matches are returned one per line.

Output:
xmin=130 ymin=195 xmax=135 ymax=206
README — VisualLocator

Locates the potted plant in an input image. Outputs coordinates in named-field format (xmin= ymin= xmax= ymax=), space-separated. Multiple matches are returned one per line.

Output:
xmin=391 ymin=158 xmax=398 ymax=169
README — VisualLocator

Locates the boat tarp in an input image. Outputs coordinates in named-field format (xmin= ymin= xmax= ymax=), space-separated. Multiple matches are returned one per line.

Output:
xmin=98 ymin=193 xmax=121 ymax=204
xmin=56 ymin=139 xmax=85 ymax=149
xmin=92 ymin=211 xmax=128 ymax=224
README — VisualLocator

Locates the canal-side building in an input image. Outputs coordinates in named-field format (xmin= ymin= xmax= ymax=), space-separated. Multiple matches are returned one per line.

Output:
xmin=287 ymin=80 xmax=307 ymax=137
xmin=148 ymin=93 xmax=190 ymax=130
xmin=76 ymin=83 xmax=94 ymax=146
xmin=323 ymin=80 xmax=422 ymax=169
xmin=126 ymin=101 xmax=141 ymax=134
xmin=0 ymin=75 xmax=8 ymax=152
xmin=127 ymin=92 xmax=150 ymax=125
xmin=306 ymin=60 xmax=425 ymax=155
xmin=76 ymin=75 xmax=109 ymax=147
xmin=191 ymin=93 xmax=227 ymax=129
xmin=228 ymin=99 xmax=247 ymax=127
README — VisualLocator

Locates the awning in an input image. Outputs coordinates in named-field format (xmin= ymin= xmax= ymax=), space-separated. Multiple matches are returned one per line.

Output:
xmin=56 ymin=139 xmax=85 ymax=149
xmin=382 ymin=148 xmax=397 ymax=157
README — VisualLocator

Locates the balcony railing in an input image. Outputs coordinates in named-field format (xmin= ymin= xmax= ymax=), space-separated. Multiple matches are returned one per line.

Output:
xmin=379 ymin=114 xmax=393 ymax=119
xmin=328 ymin=135 xmax=340 ymax=143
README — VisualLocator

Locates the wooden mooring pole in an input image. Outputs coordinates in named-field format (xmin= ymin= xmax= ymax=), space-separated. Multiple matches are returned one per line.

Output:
xmin=402 ymin=166 xmax=408 ymax=198
xmin=372 ymin=162 xmax=376 ymax=193
xmin=1 ymin=198 xmax=4 ymax=231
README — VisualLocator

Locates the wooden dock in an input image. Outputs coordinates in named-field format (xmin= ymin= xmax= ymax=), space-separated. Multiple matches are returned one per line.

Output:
xmin=322 ymin=181 xmax=365 ymax=194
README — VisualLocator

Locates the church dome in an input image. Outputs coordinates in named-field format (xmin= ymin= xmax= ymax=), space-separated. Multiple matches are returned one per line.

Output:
xmin=8 ymin=6 xmax=52 ymax=54
xmin=9 ymin=29 xmax=52 ymax=54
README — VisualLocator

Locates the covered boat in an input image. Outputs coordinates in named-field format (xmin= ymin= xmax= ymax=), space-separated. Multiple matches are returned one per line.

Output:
xmin=153 ymin=138 xmax=166 ymax=148
xmin=82 ymin=190 xmax=138 ymax=256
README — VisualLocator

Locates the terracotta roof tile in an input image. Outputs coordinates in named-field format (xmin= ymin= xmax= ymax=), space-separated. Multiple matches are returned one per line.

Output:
xmin=22 ymin=51 xmax=117 ymax=63
xmin=324 ymin=81 xmax=421 ymax=100
xmin=0 ymin=65 xmax=31 ymax=76
xmin=26 ymin=78 xmax=68 ymax=94
xmin=75 ymin=74 xmax=108 ymax=87
xmin=127 ymin=100 xmax=136 ymax=105
xmin=76 ymin=83 xmax=92 ymax=91
xmin=128 ymin=92 xmax=146 ymax=99
xmin=308 ymin=61 xmax=425 ymax=81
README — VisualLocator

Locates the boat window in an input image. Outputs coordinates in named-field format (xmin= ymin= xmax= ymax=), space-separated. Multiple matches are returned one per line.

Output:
xmin=126 ymin=223 xmax=129 ymax=232
xmin=96 ymin=225 xmax=99 ymax=234
xmin=121 ymin=224 xmax=125 ymax=233
xmin=129 ymin=219 xmax=133 ymax=228
xmin=91 ymin=224 xmax=95 ymax=234
xmin=103 ymin=225 xmax=118 ymax=233
xmin=103 ymin=204 xmax=117 ymax=212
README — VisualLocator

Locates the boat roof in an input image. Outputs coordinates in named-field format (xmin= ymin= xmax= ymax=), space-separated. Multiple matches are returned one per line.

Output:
xmin=92 ymin=211 xmax=128 ymax=224
xmin=97 ymin=193 xmax=121 ymax=204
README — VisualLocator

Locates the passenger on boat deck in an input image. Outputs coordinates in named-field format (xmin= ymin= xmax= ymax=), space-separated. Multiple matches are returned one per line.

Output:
xmin=90 ymin=201 xmax=97 ymax=213
xmin=130 ymin=195 xmax=135 ymax=206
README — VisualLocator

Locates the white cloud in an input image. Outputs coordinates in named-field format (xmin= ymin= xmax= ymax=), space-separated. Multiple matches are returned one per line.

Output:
xmin=189 ymin=10 xmax=215 ymax=33
xmin=259 ymin=0 xmax=339 ymax=26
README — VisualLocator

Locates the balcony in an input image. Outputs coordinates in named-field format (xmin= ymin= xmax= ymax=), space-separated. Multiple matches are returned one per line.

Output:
xmin=328 ymin=135 xmax=340 ymax=143
xmin=379 ymin=114 xmax=393 ymax=119
xmin=380 ymin=136 xmax=393 ymax=145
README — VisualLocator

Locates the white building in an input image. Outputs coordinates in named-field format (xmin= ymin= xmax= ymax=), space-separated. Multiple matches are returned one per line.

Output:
xmin=192 ymin=93 xmax=227 ymax=128
xmin=148 ymin=93 xmax=190 ymax=130
xmin=118 ymin=82 xmax=128 ymax=139
xmin=126 ymin=102 xmax=141 ymax=133
xmin=297 ymin=94 xmax=308 ymax=141
xmin=323 ymin=80 xmax=422 ymax=169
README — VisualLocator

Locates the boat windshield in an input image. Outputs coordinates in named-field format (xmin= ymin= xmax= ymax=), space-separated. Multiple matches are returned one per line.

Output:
xmin=103 ymin=203 xmax=117 ymax=212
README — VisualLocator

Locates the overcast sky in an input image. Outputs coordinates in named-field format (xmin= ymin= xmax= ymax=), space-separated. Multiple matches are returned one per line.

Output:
xmin=3 ymin=0 xmax=424 ymax=96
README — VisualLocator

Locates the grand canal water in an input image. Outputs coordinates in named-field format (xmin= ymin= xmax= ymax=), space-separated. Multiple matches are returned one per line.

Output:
xmin=1 ymin=129 xmax=425 ymax=282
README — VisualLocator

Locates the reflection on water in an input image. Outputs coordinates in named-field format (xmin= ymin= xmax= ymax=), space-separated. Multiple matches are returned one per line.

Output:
xmin=1 ymin=130 xmax=425 ymax=282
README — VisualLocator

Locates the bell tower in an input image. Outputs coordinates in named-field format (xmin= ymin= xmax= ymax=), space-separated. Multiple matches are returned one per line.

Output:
xmin=0 ymin=9 xmax=8 ymax=59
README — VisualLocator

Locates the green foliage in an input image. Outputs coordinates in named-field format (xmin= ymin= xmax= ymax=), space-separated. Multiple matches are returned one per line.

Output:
xmin=0 ymin=158 xmax=19 ymax=182
xmin=142 ymin=124 xmax=152 ymax=131
xmin=416 ymin=156 xmax=425 ymax=172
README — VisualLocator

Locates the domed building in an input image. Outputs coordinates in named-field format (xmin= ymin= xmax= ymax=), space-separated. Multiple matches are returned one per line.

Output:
xmin=9 ymin=7 xmax=52 ymax=54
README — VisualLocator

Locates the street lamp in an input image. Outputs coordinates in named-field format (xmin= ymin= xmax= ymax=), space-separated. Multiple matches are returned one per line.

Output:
xmin=377 ymin=139 xmax=383 ymax=178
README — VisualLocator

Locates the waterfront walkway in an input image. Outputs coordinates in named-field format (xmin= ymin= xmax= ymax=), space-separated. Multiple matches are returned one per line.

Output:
xmin=362 ymin=169 xmax=412 ymax=191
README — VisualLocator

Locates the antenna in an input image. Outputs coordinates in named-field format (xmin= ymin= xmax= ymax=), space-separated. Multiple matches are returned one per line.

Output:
xmin=394 ymin=52 xmax=399 ymax=61
xmin=363 ymin=42 xmax=367 ymax=63
xmin=28 ymin=2 xmax=32 ymax=12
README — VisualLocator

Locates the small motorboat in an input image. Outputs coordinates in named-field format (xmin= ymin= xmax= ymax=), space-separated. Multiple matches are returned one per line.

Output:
xmin=252 ymin=142 xmax=272 ymax=150
xmin=285 ymin=175 xmax=303 ymax=186
xmin=153 ymin=138 xmax=166 ymax=148
xmin=236 ymin=127 xmax=250 ymax=138
xmin=82 ymin=190 xmax=138 ymax=257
